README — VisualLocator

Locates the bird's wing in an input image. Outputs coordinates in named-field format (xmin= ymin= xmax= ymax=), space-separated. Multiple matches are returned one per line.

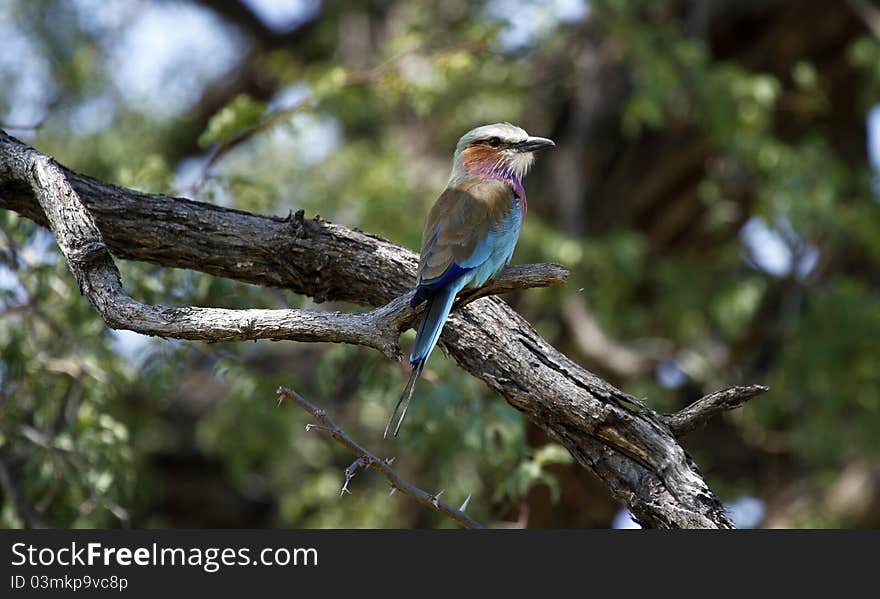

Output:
xmin=418 ymin=179 xmax=515 ymax=285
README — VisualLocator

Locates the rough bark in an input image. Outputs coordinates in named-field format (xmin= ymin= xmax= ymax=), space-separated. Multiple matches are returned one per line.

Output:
xmin=0 ymin=130 xmax=766 ymax=528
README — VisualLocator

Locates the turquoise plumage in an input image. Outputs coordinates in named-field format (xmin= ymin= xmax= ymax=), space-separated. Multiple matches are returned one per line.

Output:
xmin=385 ymin=123 xmax=554 ymax=438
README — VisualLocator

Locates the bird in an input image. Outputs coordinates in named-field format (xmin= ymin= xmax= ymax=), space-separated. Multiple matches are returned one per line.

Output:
xmin=384 ymin=122 xmax=555 ymax=438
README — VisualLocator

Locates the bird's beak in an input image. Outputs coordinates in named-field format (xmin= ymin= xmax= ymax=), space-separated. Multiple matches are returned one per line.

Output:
xmin=516 ymin=136 xmax=556 ymax=152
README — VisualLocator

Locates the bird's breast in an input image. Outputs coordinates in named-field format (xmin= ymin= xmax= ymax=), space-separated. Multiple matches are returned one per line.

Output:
xmin=464 ymin=204 xmax=523 ymax=289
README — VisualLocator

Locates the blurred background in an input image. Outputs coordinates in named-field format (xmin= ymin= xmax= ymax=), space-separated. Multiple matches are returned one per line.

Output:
xmin=1 ymin=0 xmax=879 ymax=529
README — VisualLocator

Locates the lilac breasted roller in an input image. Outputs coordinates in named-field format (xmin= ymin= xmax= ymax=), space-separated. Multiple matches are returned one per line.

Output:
xmin=385 ymin=123 xmax=555 ymax=438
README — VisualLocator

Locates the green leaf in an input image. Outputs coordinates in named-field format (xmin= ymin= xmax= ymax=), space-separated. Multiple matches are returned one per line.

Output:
xmin=197 ymin=94 xmax=267 ymax=148
xmin=534 ymin=443 xmax=575 ymax=467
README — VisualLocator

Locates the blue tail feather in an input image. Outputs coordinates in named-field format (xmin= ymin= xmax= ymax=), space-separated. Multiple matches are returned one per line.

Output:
xmin=386 ymin=282 xmax=463 ymax=437
xmin=384 ymin=359 xmax=424 ymax=438
xmin=410 ymin=284 xmax=459 ymax=365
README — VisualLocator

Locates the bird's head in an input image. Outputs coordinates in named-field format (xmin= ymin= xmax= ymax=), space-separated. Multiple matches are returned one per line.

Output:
xmin=451 ymin=122 xmax=555 ymax=184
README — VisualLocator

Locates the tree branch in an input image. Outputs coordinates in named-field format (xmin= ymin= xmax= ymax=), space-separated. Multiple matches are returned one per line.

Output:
xmin=561 ymin=296 xmax=660 ymax=379
xmin=0 ymin=130 xmax=763 ymax=528
xmin=665 ymin=385 xmax=770 ymax=436
xmin=277 ymin=386 xmax=483 ymax=529
xmin=0 ymin=131 xmax=563 ymax=361
xmin=849 ymin=0 xmax=880 ymax=38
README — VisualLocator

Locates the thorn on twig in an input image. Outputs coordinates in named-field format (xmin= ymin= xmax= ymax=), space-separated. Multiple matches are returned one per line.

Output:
xmin=276 ymin=387 xmax=287 ymax=407
xmin=460 ymin=494 xmax=472 ymax=512
xmin=340 ymin=456 xmax=371 ymax=496
xmin=276 ymin=385 xmax=484 ymax=528
xmin=305 ymin=423 xmax=333 ymax=433
xmin=346 ymin=456 xmax=372 ymax=477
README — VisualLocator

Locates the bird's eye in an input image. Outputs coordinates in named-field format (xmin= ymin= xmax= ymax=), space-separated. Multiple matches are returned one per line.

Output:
xmin=486 ymin=137 xmax=501 ymax=147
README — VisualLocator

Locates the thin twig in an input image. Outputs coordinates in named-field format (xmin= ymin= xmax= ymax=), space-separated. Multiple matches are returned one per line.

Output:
xmin=277 ymin=386 xmax=484 ymax=529
xmin=664 ymin=385 xmax=770 ymax=436
xmin=189 ymin=99 xmax=312 ymax=193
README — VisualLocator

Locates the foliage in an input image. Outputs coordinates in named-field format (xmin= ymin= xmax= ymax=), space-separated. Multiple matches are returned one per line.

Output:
xmin=1 ymin=0 xmax=879 ymax=528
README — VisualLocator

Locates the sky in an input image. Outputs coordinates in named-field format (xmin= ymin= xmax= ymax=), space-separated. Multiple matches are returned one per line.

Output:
xmin=868 ymin=103 xmax=880 ymax=197
xmin=241 ymin=0 xmax=320 ymax=32
xmin=486 ymin=0 xmax=589 ymax=49
xmin=739 ymin=217 xmax=819 ymax=280
xmin=613 ymin=495 xmax=766 ymax=529
xmin=869 ymin=104 xmax=880 ymax=169
xmin=107 ymin=2 xmax=243 ymax=117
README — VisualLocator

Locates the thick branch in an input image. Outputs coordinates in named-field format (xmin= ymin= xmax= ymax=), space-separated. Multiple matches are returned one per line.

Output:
xmin=0 ymin=131 xmax=563 ymax=360
xmin=665 ymin=385 xmax=770 ymax=436
xmin=562 ymin=296 xmax=658 ymax=379
xmin=0 ymin=130 xmax=758 ymax=528
xmin=277 ymin=387 xmax=483 ymax=529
